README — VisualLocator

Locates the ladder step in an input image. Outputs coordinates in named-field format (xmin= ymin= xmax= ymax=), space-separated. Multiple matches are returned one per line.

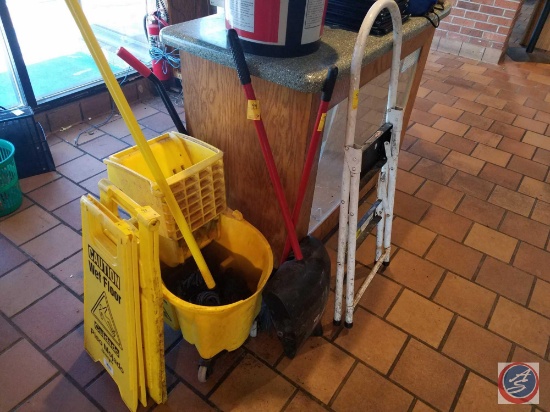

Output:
xmin=356 ymin=199 xmax=382 ymax=249
xmin=357 ymin=123 xmax=393 ymax=182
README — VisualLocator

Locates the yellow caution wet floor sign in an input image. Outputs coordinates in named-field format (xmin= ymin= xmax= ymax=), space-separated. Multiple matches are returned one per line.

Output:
xmin=98 ymin=180 xmax=167 ymax=404
xmin=82 ymin=194 xmax=143 ymax=411
xmin=81 ymin=181 xmax=169 ymax=409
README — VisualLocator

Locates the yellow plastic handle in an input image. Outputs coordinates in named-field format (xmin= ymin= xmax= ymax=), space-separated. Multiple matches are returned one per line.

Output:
xmin=65 ymin=0 xmax=215 ymax=289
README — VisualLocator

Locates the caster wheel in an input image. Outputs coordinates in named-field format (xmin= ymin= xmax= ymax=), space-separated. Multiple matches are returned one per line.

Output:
xmin=198 ymin=365 xmax=209 ymax=383
xmin=250 ymin=320 xmax=258 ymax=338
xmin=312 ymin=323 xmax=323 ymax=336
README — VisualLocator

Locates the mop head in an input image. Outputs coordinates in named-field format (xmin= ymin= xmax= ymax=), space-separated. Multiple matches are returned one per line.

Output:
xmin=170 ymin=266 xmax=252 ymax=306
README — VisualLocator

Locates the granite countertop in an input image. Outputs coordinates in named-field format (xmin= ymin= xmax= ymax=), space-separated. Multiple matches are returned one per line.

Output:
xmin=161 ymin=1 xmax=451 ymax=93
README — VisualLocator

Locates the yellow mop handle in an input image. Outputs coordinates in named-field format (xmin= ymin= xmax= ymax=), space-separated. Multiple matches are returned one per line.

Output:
xmin=65 ymin=0 xmax=215 ymax=289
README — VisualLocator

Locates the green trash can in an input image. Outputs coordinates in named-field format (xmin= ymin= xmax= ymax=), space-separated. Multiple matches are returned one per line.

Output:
xmin=0 ymin=139 xmax=23 ymax=217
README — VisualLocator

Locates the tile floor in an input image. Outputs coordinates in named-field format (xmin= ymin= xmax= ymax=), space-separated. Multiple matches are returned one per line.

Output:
xmin=1 ymin=48 xmax=550 ymax=412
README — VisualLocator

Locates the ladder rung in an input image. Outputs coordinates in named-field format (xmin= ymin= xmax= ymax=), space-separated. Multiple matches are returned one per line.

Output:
xmin=356 ymin=199 xmax=382 ymax=249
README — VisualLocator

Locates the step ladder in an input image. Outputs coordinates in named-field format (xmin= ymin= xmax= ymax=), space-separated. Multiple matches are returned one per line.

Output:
xmin=334 ymin=0 xmax=404 ymax=328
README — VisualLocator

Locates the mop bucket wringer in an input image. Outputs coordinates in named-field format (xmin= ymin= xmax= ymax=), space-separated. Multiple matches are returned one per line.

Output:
xmin=105 ymin=131 xmax=273 ymax=360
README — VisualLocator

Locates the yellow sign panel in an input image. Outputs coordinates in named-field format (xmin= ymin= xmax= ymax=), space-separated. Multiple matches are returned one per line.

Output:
xmin=97 ymin=180 xmax=167 ymax=404
xmin=81 ymin=195 xmax=142 ymax=412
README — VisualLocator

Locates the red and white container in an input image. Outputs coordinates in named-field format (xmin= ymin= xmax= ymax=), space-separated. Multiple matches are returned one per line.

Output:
xmin=224 ymin=0 xmax=328 ymax=57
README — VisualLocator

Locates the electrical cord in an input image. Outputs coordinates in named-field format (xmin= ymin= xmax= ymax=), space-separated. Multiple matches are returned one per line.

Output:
xmin=149 ymin=46 xmax=180 ymax=74
xmin=73 ymin=65 xmax=132 ymax=146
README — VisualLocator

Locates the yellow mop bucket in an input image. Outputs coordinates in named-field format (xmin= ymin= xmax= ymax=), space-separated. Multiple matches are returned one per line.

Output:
xmin=161 ymin=210 xmax=273 ymax=361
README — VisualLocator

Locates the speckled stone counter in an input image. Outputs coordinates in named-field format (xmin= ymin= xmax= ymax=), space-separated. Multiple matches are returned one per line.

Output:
xmin=160 ymin=5 xmax=450 ymax=262
xmin=161 ymin=2 xmax=451 ymax=93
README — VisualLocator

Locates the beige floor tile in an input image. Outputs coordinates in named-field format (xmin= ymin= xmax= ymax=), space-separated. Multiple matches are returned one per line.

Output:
xmin=26 ymin=178 xmax=86 ymax=211
xmin=383 ymin=249 xmax=444 ymax=297
xmin=429 ymin=103 xmax=464 ymax=121
xmin=443 ymin=151 xmax=485 ymax=175
xmin=398 ymin=151 xmax=422 ymax=171
xmin=357 ymin=272 xmax=402 ymax=317
xmin=336 ymin=308 xmax=407 ymax=374
xmin=387 ymin=289 xmax=453 ymax=348
xmin=455 ymin=195 xmax=506 ymax=229
xmin=464 ymin=127 xmax=502 ymax=147
xmin=518 ymin=176 xmax=550 ymax=203
xmin=49 ymin=141 xmax=84 ymax=167
xmin=0 ymin=316 xmax=21 ymax=352
xmin=479 ymin=163 xmax=522 ymax=190
xmin=464 ymin=223 xmax=518 ymax=262
xmin=277 ymin=338 xmax=354 ymax=404
xmin=490 ymin=121 xmax=525 ymax=141
xmin=435 ymin=273 xmax=496 ymax=325
xmin=17 ymin=375 xmax=98 ymax=412
xmin=0 ymin=340 xmax=57 ymax=411
xmin=0 ymin=205 xmax=60 ymax=245
xmin=476 ymin=256 xmax=534 ymax=305
xmin=332 ymin=363 xmax=413 ymax=412
xmin=482 ymin=106 xmax=516 ymax=124
xmin=426 ymin=236 xmax=483 ymax=279
xmin=0 ymin=261 xmax=58 ymax=317
xmin=420 ymin=205 xmax=472 ymax=242
xmin=155 ymin=382 xmax=214 ymax=412
xmin=499 ymin=211 xmax=549 ymax=249
xmin=408 ymin=140 xmax=450 ymax=162
xmin=531 ymin=199 xmax=550 ymax=225
xmin=412 ymin=158 xmax=457 ymax=185
xmin=393 ymin=191 xmax=431 ymax=223
xmin=443 ymin=317 xmax=512 ymax=381
xmin=432 ymin=114 xmax=470 ymax=136
xmin=454 ymin=98 xmax=486 ymax=115
xmin=390 ymin=217 xmax=437 ymax=256
xmin=21 ymin=225 xmax=82 ymax=269
xmin=49 ymin=251 xmax=84 ymax=296
xmin=19 ymin=171 xmax=61 ymax=194
xmin=508 ymin=156 xmax=548 ymax=181
xmin=529 ymin=279 xmax=550 ymax=318
xmin=391 ymin=339 xmax=465 ymax=411
xmin=448 ymin=171 xmax=495 ymax=200
xmin=0 ymin=236 xmax=27 ymax=276
xmin=411 ymin=400 xmax=437 ymax=412
xmin=210 ymin=354 xmax=295 ymax=412
xmin=471 ymin=144 xmax=511 ymax=167
xmin=513 ymin=242 xmax=550 ymax=282
xmin=416 ymin=180 xmax=464 ymax=211
xmin=437 ymin=133 xmax=477 ymax=155
xmin=454 ymin=372 xmax=530 ymax=412
xmin=489 ymin=297 xmax=550 ymax=357
xmin=244 ymin=329 xmax=284 ymax=366
xmin=56 ymin=154 xmax=106 ymax=183
xmin=497 ymin=137 xmax=536 ymax=159
xmin=396 ymin=169 xmax=425 ymax=194
xmin=488 ymin=185 xmax=535 ymax=217
xmin=285 ymin=391 xmax=326 ymax=412
xmin=165 ymin=340 xmax=243 ymax=395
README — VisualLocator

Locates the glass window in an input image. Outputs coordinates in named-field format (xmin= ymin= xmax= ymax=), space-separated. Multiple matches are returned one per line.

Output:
xmin=0 ymin=20 xmax=23 ymax=109
xmin=6 ymin=0 xmax=148 ymax=102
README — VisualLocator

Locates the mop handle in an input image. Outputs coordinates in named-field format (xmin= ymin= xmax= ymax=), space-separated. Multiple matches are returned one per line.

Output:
xmin=227 ymin=29 xmax=303 ymax=261
xmin=117 ymin=47 xmax=188 ymax=136
xmin=65 ymin=0 xmax=216 ymax=289
xmin=280 ymin=66 xmax=338 ymax=264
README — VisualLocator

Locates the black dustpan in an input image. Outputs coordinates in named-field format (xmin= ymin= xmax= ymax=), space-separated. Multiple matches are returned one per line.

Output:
xmin=262 ymin=236 xmax=331 ymax=358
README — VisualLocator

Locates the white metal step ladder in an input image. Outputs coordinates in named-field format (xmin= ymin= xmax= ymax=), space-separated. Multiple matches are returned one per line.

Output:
xmin=334 ymin=0 xmax=404 ymax=328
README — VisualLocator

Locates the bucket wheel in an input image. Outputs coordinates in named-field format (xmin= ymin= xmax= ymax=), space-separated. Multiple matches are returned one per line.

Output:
xmin=198 ymin=358 xmax=213 ymax=383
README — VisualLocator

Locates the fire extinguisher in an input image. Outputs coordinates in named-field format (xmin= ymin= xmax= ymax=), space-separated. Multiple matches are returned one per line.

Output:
xmin=145 ymin=1 xmax=172 ymax=84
